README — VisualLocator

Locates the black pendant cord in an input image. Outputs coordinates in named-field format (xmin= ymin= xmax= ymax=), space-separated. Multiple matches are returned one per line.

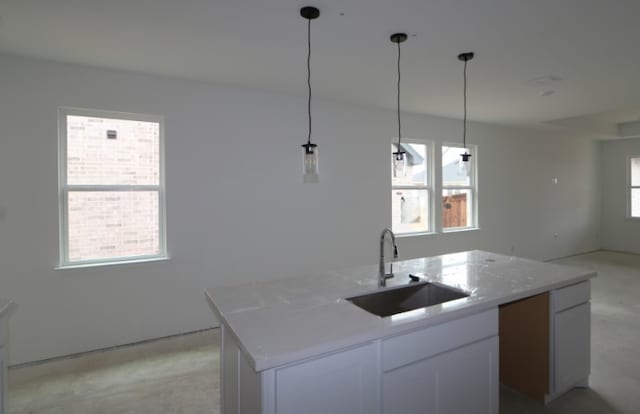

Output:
xmin=306 ymin=17 xmax=312 ymax=147
xmin=457 ymin=51 xmax=473 ymax=162
xmin=396 ymin=39 xmax=402 ymax=147
xmin=390 ymin=33 xmax=407 ymax=160
xmin=462 ymin=57 xmax=467 ymax=149
xmin=300 ymin=6 xmax=319 ymax=155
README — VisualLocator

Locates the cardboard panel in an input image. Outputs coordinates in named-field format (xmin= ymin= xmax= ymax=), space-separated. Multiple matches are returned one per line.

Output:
xmin=499 ymin=292 xmax=550 ymax=401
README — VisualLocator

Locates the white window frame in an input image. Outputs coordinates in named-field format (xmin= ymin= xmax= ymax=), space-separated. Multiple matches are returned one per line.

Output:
xmin=391 ymin=138 xmax=434 ymax=235
xmin=628 ymin=155 xmax=640 ymax=220
xmin=441 ymin=143 xmax=478 ymax=232
xmin=57 ymin=107 xmax=167 ymax=269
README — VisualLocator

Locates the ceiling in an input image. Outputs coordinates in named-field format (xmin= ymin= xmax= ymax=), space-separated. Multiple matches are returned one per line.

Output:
xmin=2 ymin=0 xmax=640 ymax=131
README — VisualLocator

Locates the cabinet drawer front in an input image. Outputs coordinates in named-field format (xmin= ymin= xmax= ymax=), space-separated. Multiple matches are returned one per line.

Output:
xmin=554 ymin=281 xmax=590 ymax=312
xmin=382 ymin=308 xmax=498 ymax=372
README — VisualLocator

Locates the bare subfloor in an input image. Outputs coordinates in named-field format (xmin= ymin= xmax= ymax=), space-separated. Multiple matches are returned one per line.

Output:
xmin=8 ymin=250 xmax=640 ymax=414
xmin=8 ymin=330 xmax=219 ymax=414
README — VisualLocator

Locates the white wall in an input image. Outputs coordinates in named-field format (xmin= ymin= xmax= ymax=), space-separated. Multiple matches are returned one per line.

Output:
xmin=0 ymin=54 xmax=600 ymax=365
xmin=600 ymin=138 xmax=640 ymax=254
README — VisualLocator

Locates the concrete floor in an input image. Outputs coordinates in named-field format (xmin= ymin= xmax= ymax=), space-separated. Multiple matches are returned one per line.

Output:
xmin=8 ymin=330 xmax=219 ymax=414
xmin=7 ymin=250 xmax=640 ymax=414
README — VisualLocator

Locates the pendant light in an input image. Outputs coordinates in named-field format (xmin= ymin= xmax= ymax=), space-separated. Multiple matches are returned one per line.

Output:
xmin=391 ymin=33 xmax=408 ymax=176
xmin=300 ymin=6 xmax=320 ymax=184
xmin=457 ymin=52 xmax=474 ymax=175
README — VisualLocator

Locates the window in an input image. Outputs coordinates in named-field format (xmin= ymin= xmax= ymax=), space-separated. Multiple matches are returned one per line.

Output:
xmin=58 ymin=108 xmax=166 ymax=267
xmin=629 ymin=156 xmax=640 ymax=218
xmin=391 ymin=141 xmax=432 ymax=234
xmin=442 ymin=144 xmax=476 ymax=230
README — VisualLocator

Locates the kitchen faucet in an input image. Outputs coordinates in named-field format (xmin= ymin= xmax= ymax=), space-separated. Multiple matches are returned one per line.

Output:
xmin=379 ymin=228 xmax=399 ymax=287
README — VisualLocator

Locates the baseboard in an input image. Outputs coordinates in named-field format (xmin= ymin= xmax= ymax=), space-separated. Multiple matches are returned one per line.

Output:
xmin=10 ymin=327 xmax=218 ymax=370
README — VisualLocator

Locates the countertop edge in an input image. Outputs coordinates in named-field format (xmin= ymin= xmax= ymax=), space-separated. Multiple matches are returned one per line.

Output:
xmin=204 ymin=291 xmax=261 ymax=370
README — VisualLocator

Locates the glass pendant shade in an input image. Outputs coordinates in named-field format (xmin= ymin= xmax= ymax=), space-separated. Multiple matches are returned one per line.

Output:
xmin=393 ymin=154 xmax=406 ymax=179
xmin=302 ymin=143 xmax=319 ymax=183
xmin=457 ymin=152 xmax=471 ymax=176
xmin=392 ymin=144 xmax=407 ymax=179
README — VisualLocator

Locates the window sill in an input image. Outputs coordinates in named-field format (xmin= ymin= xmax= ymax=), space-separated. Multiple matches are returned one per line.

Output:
xmin=56 ymin=255 xmax=170 ymax=270
xmin=625 ymin=217 xmax=640 ymax=221
xmin=442 ymin=227 xmax=480 ymax=234
xmin=396 ymin=227 xmax=480 ymax=238
xmin=396 ymin=231 xmax=439 ymax=238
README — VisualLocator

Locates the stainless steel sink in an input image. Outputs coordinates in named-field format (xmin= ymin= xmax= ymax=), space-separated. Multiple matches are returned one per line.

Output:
xmin=346 ymin=282 xmax=469 ymax=317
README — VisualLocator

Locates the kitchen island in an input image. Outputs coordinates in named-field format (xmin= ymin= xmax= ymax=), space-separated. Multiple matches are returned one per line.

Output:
xmin=0 ymin=299 xmax=13 ymax=414
xmin=205 ymin=250 xmax=596 ymax=414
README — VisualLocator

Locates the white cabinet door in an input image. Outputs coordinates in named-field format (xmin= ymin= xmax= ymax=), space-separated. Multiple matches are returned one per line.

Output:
xmin=383 ymin=336 xmax=498 ymax=414
xmin=383 ymin=349 xmax=437 ymax=414
xmin=554 ymin=302 xmax=590 ymax=393
xmin=275 ymin=343 xmax=379 ymax=414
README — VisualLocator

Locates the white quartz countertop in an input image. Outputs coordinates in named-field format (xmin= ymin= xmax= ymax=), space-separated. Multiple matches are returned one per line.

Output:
xmin=0 ymin=298 xmax=12 ymax=318
xmin=205 ymin=250 xmax=596 ymax=372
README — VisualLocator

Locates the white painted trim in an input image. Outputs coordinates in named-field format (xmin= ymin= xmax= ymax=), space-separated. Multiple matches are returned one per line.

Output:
xmin=442 ymin=226 xmax=480 ymax=234
xmin=219 ymin=325 xmax=225 ymax=414
xmin=627 ymin=155 xmax=640 ymax=218
xmin=55 ymin=255 xmax=169 ymax=270
xmin=396 ymin=231 xmax=439 ymax=238
xmin=441 ymin=142 xmax=479 ymax=231
xmin=57 ymin=107 xmax=168 ymax=268
xmin=391 ymin=137 xmax=435 ymax=234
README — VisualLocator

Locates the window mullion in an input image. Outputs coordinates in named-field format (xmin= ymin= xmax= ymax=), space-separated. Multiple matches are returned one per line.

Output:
xmin=442 ymin=186 xmax=473 ymax=190
xmin=66 ymin=185 xmax=161 ymax=192
xmin=392 ymin=185 xmax=430 ymax=191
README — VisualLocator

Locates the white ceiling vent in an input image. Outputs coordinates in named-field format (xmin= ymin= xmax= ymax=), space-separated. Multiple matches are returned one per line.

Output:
xmin=525 ymin=75 xmax=562 ymax=87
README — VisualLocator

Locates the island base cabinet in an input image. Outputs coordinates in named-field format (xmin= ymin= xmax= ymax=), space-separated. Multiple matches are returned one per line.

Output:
xmin=553 ymin=302 xmax=591 ymax=394
xmin=1 ymin=315 xmax=7 ymax=414
xmin=220 ymin=323 xmax=379 ymax=414
xmin=220 ymin=325 xmax=262 ymax=414
xmin=272 ymin=343 xmax=379 ymax=414
xmin=0 ymin=346 xmax=4 ymax=414
xmin=547 ymin=280 xmax=591 ymax=401
xmin=383 ymin=336 xmax=498 ymax=414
